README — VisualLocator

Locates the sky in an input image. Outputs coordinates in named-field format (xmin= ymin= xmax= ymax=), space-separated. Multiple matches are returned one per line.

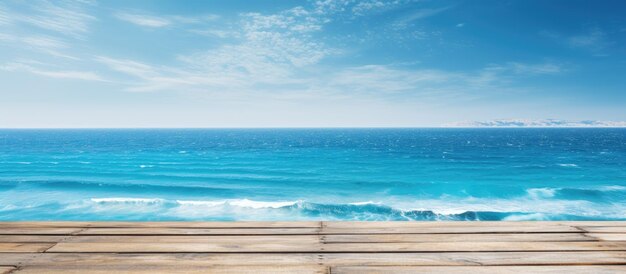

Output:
xmin=0 ymin=0 xmax=625 ymax=127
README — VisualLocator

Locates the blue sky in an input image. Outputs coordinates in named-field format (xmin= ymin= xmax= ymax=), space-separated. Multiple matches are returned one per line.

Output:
xmin=0 ymin=0 xmax=625 ymax=127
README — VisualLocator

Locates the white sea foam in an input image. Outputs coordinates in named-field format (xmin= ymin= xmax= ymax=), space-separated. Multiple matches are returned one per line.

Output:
xmin=349 ymin=201 xmax=382 ymax=206
xmin=598 ymin=185 xmax=626 ymax=191
xmin=227 ymin=199 xmax=299 ymax=208
xmin=175 ymin=200 xmax=226 ymax=206
xmin=59 ymin=195 xmax=624 ymax=221
xmin=503 ymin=213 xmax=551 ymax=221
xmin=91 ymin=198 xmax=164 ymax=204
xmin=558 ymin=163 xmax=579 ymax=167
xmin=526 ymin=187 xmax=557 ymax=199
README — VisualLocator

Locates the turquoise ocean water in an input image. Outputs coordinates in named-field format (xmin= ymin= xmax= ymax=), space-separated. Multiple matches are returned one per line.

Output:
xmin=1 ymin=128 xmax=625 ymax=221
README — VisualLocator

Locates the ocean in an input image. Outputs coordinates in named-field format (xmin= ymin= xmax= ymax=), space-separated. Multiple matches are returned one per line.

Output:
xmin=1 ymin=128 xmax=625 ymax=221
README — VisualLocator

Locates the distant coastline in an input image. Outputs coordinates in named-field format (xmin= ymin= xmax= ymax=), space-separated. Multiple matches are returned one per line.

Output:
xmin=443 ymin=119 xmax=626 ymax=128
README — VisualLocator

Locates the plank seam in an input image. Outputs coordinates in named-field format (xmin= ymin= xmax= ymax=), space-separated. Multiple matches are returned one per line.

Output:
xmin=574 ymin=226 xmax=590 ymax=233
xmin=39 ymin=250 xmax=626 ymax=254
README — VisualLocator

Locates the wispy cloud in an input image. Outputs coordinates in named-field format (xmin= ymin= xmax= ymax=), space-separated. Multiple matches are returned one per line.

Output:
xmin=393 ymin=6 xmax=452 ymax=29
xmin=15 ymin=0 xmax=96 ymax=37
xmin=0 ymin=4 xmax=11 ymax=25
xmin=487 ymin=62 xmax=564 ymax=75
xmin=115 ymin=12 xmax=219 ymax=28
xmin=567 ymin=28 xmax=610 ymax=56
xmin=116 ymin=13 xmax=171 ymax=27
xmin=95 ymin=1 xmax=565 ymax=103
xmin=313 ymin=0 xmax=413 ymax=17
xmin=0 ymin=34 xmax=79 ymax=60
xmin=542 ymin=27 xmax=612 ymax=56
xmin=1 ymin=60 xmax=103 ymax=81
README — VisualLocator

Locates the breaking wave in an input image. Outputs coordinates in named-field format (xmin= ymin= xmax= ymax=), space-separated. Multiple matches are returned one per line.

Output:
xmin=2 ymin=192 xmax=625 ymax=221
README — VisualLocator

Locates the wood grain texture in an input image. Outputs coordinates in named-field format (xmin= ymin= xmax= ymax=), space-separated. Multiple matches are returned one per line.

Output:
xmin=581 ymin=226 xmax=626 ymax=233
xmin=47 ymin=241 xmax=626 ymax=253
xmin=322 ymin=233 xmax=594 ymax=243
xmin=331 ymin=266 xmax=626 ymax=274
xmin=321 ymin=226 xmax=582 ymax=234
xmin=588 ymin=233 xmax=626 ymax=241
xmin=0 ymin=243 xmax=55 ymax=253
xmin=0 ymin=235 xmax=67 ymax=243
xmin=1 ymin=221 xmax=626 ymax=273
xmin=0 ymin=228 xmax=82 ymax=235
xmin=0 ymin=267 xmax=15 ymax=274
xmin=63 ymin=235 xmax=321 ymax=244
xmin=76 ymin=228 xmax=320 ymax=235
xmin=14 ymin=265 xmax=328 ymax=274
xmin=2 ymin=252 xmax=626 ymax=267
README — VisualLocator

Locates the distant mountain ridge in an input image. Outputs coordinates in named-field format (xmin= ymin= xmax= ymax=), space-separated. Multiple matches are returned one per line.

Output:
xmin=444 ymin=119 xmax=626 ymax=127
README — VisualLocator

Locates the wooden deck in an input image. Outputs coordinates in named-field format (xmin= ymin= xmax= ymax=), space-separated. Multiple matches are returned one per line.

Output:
xmin=1 ymin=221 xmax=626 ymax=273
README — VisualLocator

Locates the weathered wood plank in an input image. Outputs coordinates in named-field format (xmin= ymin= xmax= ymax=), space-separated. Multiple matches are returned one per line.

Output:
xmin=323 ymin=221 xmax=626 ymax=228
xmin=47 ymin=241 xmax=626 ymax=253
xmin=0 ymin=228 xmax=82 ymax=235
xmin=0 ymin=267 xmax=16 ymax=274
xmin=0 ymin=243 xmax=55 ymax=253
xmin=0 ymin=222 xmax=321 ymax=229
xmin=14 ymin=265 xmax=328 ymax=274
xmin=320 ymin=251 xmax=626 ymax=266
xmin=76 ymin=228 xmax=320 ymax=235
xmin=1 ymin=221 xmax=626 ymax=273
xmin=322 ymin=233 xmax=594 ymax=243
xmin=47 ymin=242 xmax=325 ymax=253
xmin=331 ymin=266 xmax=626 ymax=274
xmin=3 ymin=252 xmax=626 ymax=267
xmin=0 ymin=253 xmax=321 ymax=267
xmin=588 ymin=233 xmax=626 ymax=241
xmin=0 ymin=236 xmax=67 ymax=243
xmin=320 ymin=241 xmax=626 ymax=252
xmin=64 ymin=235 xmax=321 ymax=244
xmin=321 ymin=225 xmax=582 ymax=234
xmin=581 ymin=226 xmax=626 ymax=233
xmin=63 ymin=233 xmax=594 ymax=245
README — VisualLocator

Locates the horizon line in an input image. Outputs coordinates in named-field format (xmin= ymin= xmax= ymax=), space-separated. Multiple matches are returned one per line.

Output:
xmin=2 ymin=126 xmax=626 ymax=130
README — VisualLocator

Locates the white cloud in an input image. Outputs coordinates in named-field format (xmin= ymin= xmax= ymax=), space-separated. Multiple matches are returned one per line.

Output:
xmin=16 ymin=0 xmax=96 ymax=37
xmin=116 ymin=13 xmax=171 ymax=27
xmin=0 ymin=34 xmax=79 ymax=60
xmin=21 ymin=36 xmax=68 ymax=49
xmin=188 ymin=29 xmax=234 ymax=38
xmin=0 ymin=5 xmax=11 ymax=25
xmin=456 ymin=23 xmax=465 ymax=27
xmin=544 ymin=28 xmax=611 ymax=56
xmin=393 ymin=6 xmax=451 ymax=29
xmin=568 ymin=28 xmax=609 ymax=55
xmin=115 ymin=12 xmax=219 ymax=28
xmin=509 ymin=62 xmax=562 ymax=74
xmin=95 ymin=57 xmax=159 ymax=79
xmin=313 ymin=0 xmax=410 ymax=16
xmin=569 ymin=28 xmax=605 ymax=48
xmin=483 ymin=62 xmax=563 ymax=75
xmin=324 ymin=65 xmax=455 ymax=95
xmin=1 ymin=61 xmax=103 ymax=81
xmin=95 ymin=2 xmax=564 ymax=104
xmin=352 ymin=1 xmax=388 ymax=15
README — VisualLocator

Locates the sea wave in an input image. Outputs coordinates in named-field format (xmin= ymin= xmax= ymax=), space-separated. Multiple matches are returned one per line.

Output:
xmin=2 ymin=179 xmax=626 ymax=221
xmin=0 ymin=195 xmax=616 ymax=221
xmin=526 ymin=185 xmax=626 ymax=201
